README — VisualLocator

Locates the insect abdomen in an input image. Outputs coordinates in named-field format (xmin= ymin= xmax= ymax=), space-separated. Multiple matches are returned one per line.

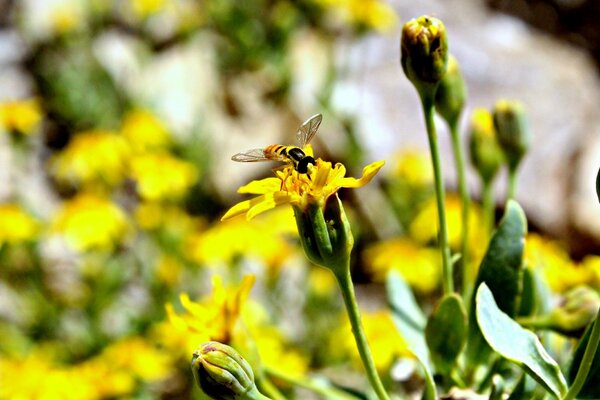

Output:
xmin=264 ymin=144 xmax=287 ymax=160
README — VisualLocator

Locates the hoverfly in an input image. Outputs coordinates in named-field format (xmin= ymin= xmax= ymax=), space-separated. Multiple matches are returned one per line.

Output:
xmin=231 ymin=114 xmax=322 ymax=174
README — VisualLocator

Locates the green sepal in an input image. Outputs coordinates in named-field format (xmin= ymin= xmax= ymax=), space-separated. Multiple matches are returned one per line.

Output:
xmin=476 ymin=284 xmax=568 ymax=399
xmin=567 ymin=312 xmax=600 ymax=399
xmin=425 ymin=293 xmax=467 ymax=375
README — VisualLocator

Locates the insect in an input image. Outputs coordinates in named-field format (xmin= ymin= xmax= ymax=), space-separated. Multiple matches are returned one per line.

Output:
xmin=231 ymin=114 xmax=322 ymax=174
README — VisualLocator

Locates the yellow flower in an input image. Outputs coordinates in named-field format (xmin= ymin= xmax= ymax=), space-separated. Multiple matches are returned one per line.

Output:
xmin=391 ymin=149 xmax=433 ymax=187
xmin=252 ymin=326 xmax=309 ymax=379
xmin=363 ymin=238 xmax=441 ymax=293
xmin=121 ymin=109 xmax=171 ymax=153
xmin=526 ymin=234 xmax=593 ymax=293
xmin=0 ymin=203 xmax=39 ymax=246
xmin=50 ymin=130 xmax=130 ymax=188
xmin=0 ymin=98 xmax=42 ymax=135
xmin=186 ymin=208 xmax=296 ymax=270
xmin=130 ymin=153 xmax=198 ymax=201
xmin=222 ymin=153 xmax=384 ymax=221
xmin=131 ymin=0 xmax=167 ymax=18
xmin=51 ymin=193 xmax=130 ymax=251
xmin=314 ymin=0 xmax=397 ymax=32
xmin=135 ymin=201 xmax=200 ymax=232
xmin=332 ymin=310 xmax=409 ymax=372
xmin=166 ymin=275 xmax=255 ymax=354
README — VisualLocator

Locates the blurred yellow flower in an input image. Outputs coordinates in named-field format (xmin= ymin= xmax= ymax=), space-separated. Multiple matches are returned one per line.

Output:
xmin=391 ymin=149 xmax=433 ymax=187
xmin=526 ymin=234 xmax=594 ymax=293
xmin=363 ymin=238 xmax=441 ymax=293
xmin=50 ymin=130 xmax=130 ymax=188
xmin=252 ymin=325 xmax=309 ymax=379
xmin=131 ymin=0 xmax=167 ymax=18
xmin=135 ymin=201 xmax=200 ymax=232
xmin=51 ymin=193 xmax=130 ymax=251
xmin=0 ymin=98 xmax=42 ymax=135
xmin=315 ymin=0 xmax=397 ymax=32
xmin=307 ymin=266 xmax=338 ymax=297
xmin=167 ymin=275 xmax=255 ymax=354
xmin=332 ymin=310 xmax=409 ymax=372
xmin=121 ymin=109 xmax=171 ymax=153
xmin=130 ymin=153 xmax=198 ymax=201
xmin=155 ymin=255 xmax=183 ymax=287
xmin=0 ymin=203 xmax=39 ymax=246
xmin=223 ymin=149 xmax=384 ymax=220
xmin=186 ymin=209 xmax=296 ymax=270
xmin=583 ymin=256 xmax=600 ymax=289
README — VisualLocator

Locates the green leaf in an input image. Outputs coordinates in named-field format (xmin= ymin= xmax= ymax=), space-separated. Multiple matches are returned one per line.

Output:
xmin=567 ymin=312 xmax=600 ymax=399
xmin=386 ymin=271 xmax=436 ymax=400
xmin=466 ymin=200 xmax=527 ymax=368
xmin=476 ymin=283 xmax=568 ymax=398
xmin=518 ymin=266 xmax=537 ymax=317
xmin=425 ymin=294 xmax=467 ymax=374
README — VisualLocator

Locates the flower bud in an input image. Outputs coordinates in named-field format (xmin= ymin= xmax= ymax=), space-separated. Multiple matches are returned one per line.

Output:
xmin=401 ymin=16 xmax=448 ymax=96
xmin=468 ymin=108 xmax=503 ymax=184
xmin=434 ymin=55 xmax=466 ymax=126
xmin=191 ymin=342 xmax=260 ymax=400
xmin=492 ymin=100 xmax=531 ymax=171
xmin=293 ymin=193 xmax=353 ymax=276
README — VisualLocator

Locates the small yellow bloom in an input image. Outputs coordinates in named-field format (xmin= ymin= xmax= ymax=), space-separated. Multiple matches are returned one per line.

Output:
xmin=332 ymin=310 xmax=409 ymax=372
xmin=50 ymin=130 xmax=130 ymax=188
xmin=131 ymin=0 xmax=167 ymax=18
xmin=252 ymin=326 xmax=309 ymax=379
xmin=364 ymin=238 xmax=441 ymax=293
xmin=51 ymin=193 xmax=130 ymax=251
xmin=222 ymin=155 xmax=384 ymax=221
xmin=130 ymin=153 xmax=198 ymax=201
xmin=121 ymin=109 xmax=171 ymax=153
xmin=0 ymin=98 xmax=42 ymax=135
xmin=0 ymin=204 xmax=39 ymax=246
xmin=135 ymin=201 xmax=200 ymax=232
xmin=391 ymin=149 xmax=433 ymax=186
xmin=314 ymin=0 xmax=397 ymax=32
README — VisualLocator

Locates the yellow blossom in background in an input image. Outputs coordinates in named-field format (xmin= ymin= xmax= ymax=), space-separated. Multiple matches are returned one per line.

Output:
xmin=332 ymin=310 xmax=409 ymax=372
xmin=582 ymin=256 xmax=600 ymax=289
xmin=135 ymin=201 xmax=201 ymax=232
xmin=51 ymin=193 xmax=130 ymax=251
xmin=131 ymin=0 xmax=167 ymax=18
xmin=223 ymin=149 xmax=384 ymax=220
xmin=391 ymin=149 xmax=433 ymax=187
xmin=307 ymin=266 xmax=338 ymax=297
xmin=252 ymin=325 xmax=309 ymax=379
xmin=121 ymin=109 xmax=171 ymax=153
xmin=130 ymin=153 xmax=198 ymax=201
xmin=0 ymin=98 xmax=42 ymax=135
xmin=363 ymin=238 xmax=441 ymax=293
xmin=410 ymin=194 xmax=485 ymax=253
xmin=167 ymin=275 xmax=255 ymax=354
xmin=50 ymin=130 xmax=130 ymax=188
xmin=186 ymin=210 xmax=296 ymax=270
xmin=155 ymin=255 xmax=183 ymax=287
xmin=0 ymin=203 xmax=39 ymax=246
xmin=526 ymin=234 xmax=594 ymax=293
xmin=50 ymin=4 xmax=83 ymax=34
xmin=314 ymin=0 xmax=397 ymax=32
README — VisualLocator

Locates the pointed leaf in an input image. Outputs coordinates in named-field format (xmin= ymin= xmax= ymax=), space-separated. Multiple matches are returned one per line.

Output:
xmin=476 ymin=284 xmax=568 ymax=398
xmin=567 ymin=311 xmax=600 ymax=399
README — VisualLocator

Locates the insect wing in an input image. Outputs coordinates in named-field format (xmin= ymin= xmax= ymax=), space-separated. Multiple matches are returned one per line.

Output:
xmin=231 ymin=148 xmax=270 ymax=162
xmin=296 ymin=113 xmax=322 ymax=148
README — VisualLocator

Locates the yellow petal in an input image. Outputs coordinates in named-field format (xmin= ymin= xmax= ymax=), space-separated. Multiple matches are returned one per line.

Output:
xmin=247 ymin=192 xmax=294 ymax=220
xmin=238 ymin=178 xmax=281 ymax=194
xmin=221 ymin=200 xmax=252 ymax=221
xmin=339 ymin=160 xmax=385 ymax=188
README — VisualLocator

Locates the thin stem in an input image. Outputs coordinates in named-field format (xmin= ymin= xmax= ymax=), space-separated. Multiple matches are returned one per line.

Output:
xmin=256 ymin=374 xmax=287 ymax=400
xmin=449 ymin=118 xmax=470 ymax=296
xmin=507 ymin=167 xmax=518 ymax=200
xmin=265 ymin=367 xmax=357 ymax=400
xmin=422 ymin=95 xmax=454 ymax=294
xmin=563 ymin=311 xmax=600 ymax=400
xmin=335 ymin=267 xmax=390 ymax=400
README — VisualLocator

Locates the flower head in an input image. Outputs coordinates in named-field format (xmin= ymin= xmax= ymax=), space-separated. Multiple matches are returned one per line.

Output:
xmin=0 ymin=204 xmax=40 ymax=246
xmin=222 ymin=153 xmax=384 ymax=221
xmin=0 ymin=98 xmax=42 ymax=135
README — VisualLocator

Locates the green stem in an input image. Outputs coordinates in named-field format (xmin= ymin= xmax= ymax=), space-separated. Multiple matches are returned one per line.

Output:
xmin=449 ymin=118 xmax=470 ymax=295
xmin=563 ymin=311 xmax=600 ymax=400
xmin=265 ymin=367 xmax=357 ymax=400
xmin=482 ymin=180 xmax=495 ymax=238
xmin=507 ymin=166 xmax=518 ymax=200
xmin=422 ymin=95 xmax=454 ymax=294
xmin=335 ymin=267 xmax=390 ymax=400
xmin=256 ymin=374 xmax=287 ymax=400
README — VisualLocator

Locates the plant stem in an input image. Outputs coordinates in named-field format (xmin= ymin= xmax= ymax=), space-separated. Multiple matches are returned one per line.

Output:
xmin=335 ymin=267 xmax=390 ymax=400
xmin=449 ymin=118 xmax=470 ymax=296
xmin=563 ymin=311 xmax=600 ymax=400
xmin=507 ymin=167 xmax=518 ymax=200
xmin=422 ymin=95 xmax=454 ymax=294
xmin=265 ymin=367 xmax=357 ymax=400
xmin=256 ymin=373 xmax=287 ymax=400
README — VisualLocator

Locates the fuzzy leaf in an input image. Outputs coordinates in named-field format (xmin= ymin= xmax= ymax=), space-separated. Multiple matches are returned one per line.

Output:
xmin=476 ymin=284 xmax=568 ymax=398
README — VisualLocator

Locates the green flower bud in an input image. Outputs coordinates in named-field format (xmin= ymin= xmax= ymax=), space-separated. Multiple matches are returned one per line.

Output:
xmin=434 ymin=55 xmax=466 ymax=126
xmin=492 ymin=100 xmax=531 ymax=171
xmin=401 ymin=16 xmax=448 ymax=98
xmin=293 ymin=193 xmax=353 ymax=276
xmin=518 ymin=286 xmax=600 ymax=337
xmin=191 ymin=342 xmax=264 ymax=400
xmin=468 ymin=108 xmax=504 ymax=184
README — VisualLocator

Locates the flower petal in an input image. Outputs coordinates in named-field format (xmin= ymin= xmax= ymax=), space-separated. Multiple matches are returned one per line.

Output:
xmin=339 ymin=160 xmax=385 ymax=188
xmin=247 ymin=192 xmax=294 ymax=220
xmin=238 ymin=177 xmax=281 ymax=194
xmin=221 ymin=199 xmax=252 ymax=221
